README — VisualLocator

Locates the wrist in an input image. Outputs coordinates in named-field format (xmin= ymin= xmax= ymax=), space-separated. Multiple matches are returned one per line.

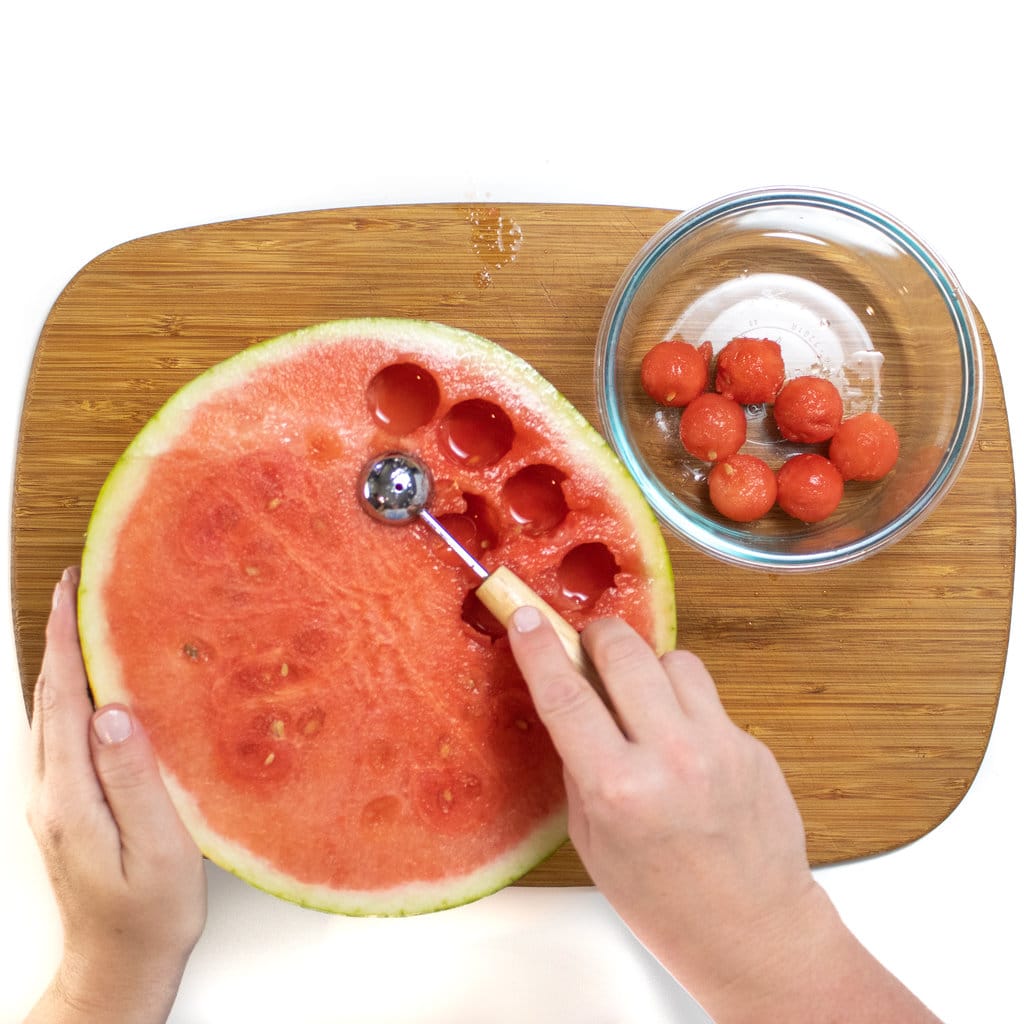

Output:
xmin=44 ymin=943 xmax=191 ymax=1024
xmin=695 ymin=881 xmax=854 ymax=1021
xmin=696 ymin=882 xmax=941 ymax=1024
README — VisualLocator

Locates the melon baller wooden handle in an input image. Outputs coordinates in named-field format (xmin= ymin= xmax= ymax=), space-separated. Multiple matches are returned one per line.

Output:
xmin=477 ymin=566 xmax=608 ymax=698
xmin=358 ymin=451 xmax=609 ymax=703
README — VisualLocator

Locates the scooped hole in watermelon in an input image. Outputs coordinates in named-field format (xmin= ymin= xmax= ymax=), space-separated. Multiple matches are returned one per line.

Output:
xmin=435 ymin=492 xmax=502 ymax=566
xmin=462 ymin=492 xmax=500 ymax=551
xmin=366 ymin=362 xmax=441 ymax=435
xmin=556 ymin=542 xmax=620 ymax=608
xmin=435 ymin=513 xmax=481 ymax=566
xmin=437 ymin=399 xmax=515 ymax=467
xmin=461 ymin=588 xmax=507 ymax=639
xmin=503 ymin=464 xmax=569 ymax=534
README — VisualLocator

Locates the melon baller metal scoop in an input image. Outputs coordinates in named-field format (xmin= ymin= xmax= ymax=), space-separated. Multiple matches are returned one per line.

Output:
xmin=358 ymin=451 xmax=593 ymax=681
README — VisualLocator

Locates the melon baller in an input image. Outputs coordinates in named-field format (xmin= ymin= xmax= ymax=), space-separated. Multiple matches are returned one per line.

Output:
xmin=358 ymin=451 xmax=593 ymax=681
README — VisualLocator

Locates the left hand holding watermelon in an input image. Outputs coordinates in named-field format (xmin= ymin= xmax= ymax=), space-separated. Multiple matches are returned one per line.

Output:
xmin=24 ymin=569 xmax=207 ymax=1024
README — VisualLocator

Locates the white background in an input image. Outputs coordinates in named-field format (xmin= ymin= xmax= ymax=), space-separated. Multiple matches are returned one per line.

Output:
xmin=2 ymin=2 xmax=1020 ymax=1021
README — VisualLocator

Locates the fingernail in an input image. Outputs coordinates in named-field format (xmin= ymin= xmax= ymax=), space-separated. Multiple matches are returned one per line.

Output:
xmin=512 ymin=605 xmax=543 ymax=633
xmin=52 ymin=568 xmax=76 ymax=610
xmin=93 ymin=706 xmax=133 ymax=745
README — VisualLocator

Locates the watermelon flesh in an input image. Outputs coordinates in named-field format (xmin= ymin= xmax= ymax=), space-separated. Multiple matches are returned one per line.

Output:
xmin=79 ymin=319 xmax=676 ymax=915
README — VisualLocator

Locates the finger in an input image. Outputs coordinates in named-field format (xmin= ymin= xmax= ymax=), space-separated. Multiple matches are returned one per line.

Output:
xmin=580 ymin=618 xmax=683 ymax=743
xmin=31 ymin=671 xmax=46 ymax=782
xmin=562 ymin=770 xmax=591 ymax=860
xmin=30 ymin=571 xmax=79 ymax=770
xmin=661 ymin=649 xmax=726 ymax=720
xmin=36 ymin=568 xmax=104 ymax=806
xmin=89 ymin=704 xmax=194 ymax=872
xmin=508 ymin=605 xmax=627 ymax=777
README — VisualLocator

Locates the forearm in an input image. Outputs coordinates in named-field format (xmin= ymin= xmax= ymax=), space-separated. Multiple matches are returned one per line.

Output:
xmin=24 ymin=948 xmax=190 ymax=1024
xmin=690 ymin=886 xmax=943 ymax=1024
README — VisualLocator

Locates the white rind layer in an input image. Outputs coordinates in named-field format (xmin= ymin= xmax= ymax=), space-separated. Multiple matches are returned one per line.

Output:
xmin=167 ymin=772 xmax=568 ymax=916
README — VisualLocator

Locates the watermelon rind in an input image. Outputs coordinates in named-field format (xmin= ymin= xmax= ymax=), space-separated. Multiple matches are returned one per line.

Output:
xmin=78 ymin=317 xmax=676 ymax=915
xmin=163 ymin=772 xmax=568 ymax=916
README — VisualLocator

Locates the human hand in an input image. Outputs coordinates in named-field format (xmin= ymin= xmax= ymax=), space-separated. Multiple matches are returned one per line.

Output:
xmin=507 ymin=609 xmax=941 ymax=1023
xmin=25 ymin=567 xmax=207 ymax=1024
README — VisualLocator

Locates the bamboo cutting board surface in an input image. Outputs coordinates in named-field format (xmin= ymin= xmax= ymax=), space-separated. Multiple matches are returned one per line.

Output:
xmin=11 ymin=203 xmax=1015 ymax=884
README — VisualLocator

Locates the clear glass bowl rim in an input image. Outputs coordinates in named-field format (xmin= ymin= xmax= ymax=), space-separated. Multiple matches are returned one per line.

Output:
xmin=595 ymin=185 xmax=985 ymax=571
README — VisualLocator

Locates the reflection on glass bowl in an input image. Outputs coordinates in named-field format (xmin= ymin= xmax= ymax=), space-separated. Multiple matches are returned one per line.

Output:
xmin=595 ymin=187 xmax=983 ymax=572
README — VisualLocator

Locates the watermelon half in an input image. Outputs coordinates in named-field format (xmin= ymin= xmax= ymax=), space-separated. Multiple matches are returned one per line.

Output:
xmin=79 ymin=318 xmax=676 ymax=915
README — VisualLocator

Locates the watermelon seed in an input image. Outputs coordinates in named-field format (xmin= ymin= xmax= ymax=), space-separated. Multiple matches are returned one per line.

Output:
xmin=270 ymin=719 xmax=285 ymax=739
xmin=441 ymin=788 xmax=454 ymax=809
xmin=245 ymin=565 xmax=260 ymax=577
xmin=182 ymin=642 xmax=200 ymax=660
xmin=439 ymin=740 xmax=452 ymax=758
xmin=302 ymin=718 xmax=321 ymax=736
xmin=280 ymin=663 xmax=289 ymax=677
xmin=515 ymin=719 xmax=529 ymax=731
xmin=267 ymin=498 xmax=282 ymax=511
xmin=263 ymin=751 xmax=276 ymax=766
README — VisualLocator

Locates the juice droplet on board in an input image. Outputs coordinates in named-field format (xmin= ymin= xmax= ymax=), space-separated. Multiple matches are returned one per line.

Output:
xmin=467 ymin=207 xmax=523 ymax=288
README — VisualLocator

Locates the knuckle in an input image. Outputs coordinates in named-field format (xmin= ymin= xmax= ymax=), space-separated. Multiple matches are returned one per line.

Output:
xmin=43 ymin=605 xmax=68 ymax=647
xmin=27 ymin=798 xmax=67 ymax=850
xmin=533 ymin=667 xmax=593 ymax=719
xmin=584 ymin=758 xmax=650 ymax=817
xmin=586 ymin=621 xmax=641 ymax=673
xmin=592 ymin=772 xmax=638 ymax=811
xmin=661 ymin=649 xmax=701 ymax=675
xmin=662 ymin=649 xmax=716 ymax=695
xmin=34 ymin=673 xmax=58 ymax=714
xmin=96 ymin=747 xmax=151 ymax=792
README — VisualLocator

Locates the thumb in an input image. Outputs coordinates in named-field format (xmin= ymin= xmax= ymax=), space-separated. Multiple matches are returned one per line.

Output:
xmin=90 ymin=704 xmax=184 ymax=851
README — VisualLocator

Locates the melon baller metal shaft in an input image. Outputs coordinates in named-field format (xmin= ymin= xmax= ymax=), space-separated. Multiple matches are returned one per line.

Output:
xmin=358 ymin=451 xmax=594 ymax=681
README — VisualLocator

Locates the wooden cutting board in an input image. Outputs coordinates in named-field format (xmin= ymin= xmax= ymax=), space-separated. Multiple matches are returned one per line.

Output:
xmin=11 ymin=203 xmax=1015 ymax=885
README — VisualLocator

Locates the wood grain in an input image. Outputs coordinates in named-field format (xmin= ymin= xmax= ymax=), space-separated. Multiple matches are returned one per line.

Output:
xmin=11 ymin=203 xmax=1015 ymax=885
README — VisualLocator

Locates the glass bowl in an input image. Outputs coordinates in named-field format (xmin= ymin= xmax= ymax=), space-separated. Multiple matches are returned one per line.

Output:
xmin=595 ymin=187 xmax=984 ymax=572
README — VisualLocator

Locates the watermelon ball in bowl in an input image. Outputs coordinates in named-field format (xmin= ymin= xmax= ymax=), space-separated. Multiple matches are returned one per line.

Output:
xmin=595 ymin=187 xmax=984 ymax=572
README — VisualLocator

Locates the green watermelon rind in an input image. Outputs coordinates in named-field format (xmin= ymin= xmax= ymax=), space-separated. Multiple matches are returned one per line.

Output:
xmin=78 ymin=317 xmax=676 ymax=916
xmin=164 ymin=773 xmax=569 ymax=916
